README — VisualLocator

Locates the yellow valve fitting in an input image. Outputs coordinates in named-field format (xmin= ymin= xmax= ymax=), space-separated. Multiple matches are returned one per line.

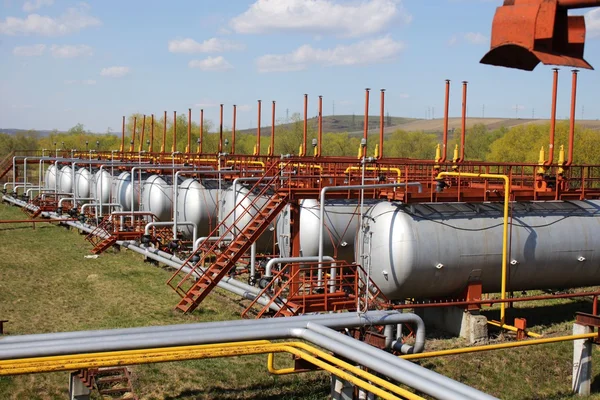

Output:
xmin=537 ymin=146 xmax=547 ymax=174
xmin=374 ymin=144 xmax=379 ymax=158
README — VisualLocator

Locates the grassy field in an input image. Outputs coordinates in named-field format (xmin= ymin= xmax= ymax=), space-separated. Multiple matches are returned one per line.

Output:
xmin=0 ymin=202 xmax=599 ymax=399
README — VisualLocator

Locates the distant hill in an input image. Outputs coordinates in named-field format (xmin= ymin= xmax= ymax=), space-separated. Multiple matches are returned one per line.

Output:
xmin=0 ymin=129 xmax=61 ymax=137
xmin=3 ymin=116 xmax=600 ymax=138
xmin=233 ymin=115 xmax=600 ymax=138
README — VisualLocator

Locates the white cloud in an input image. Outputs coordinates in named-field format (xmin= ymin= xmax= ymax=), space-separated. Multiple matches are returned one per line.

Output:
xmin=237 ymin=104 xmax=251 ymax=112
xmin=586 ymin=8 xmax=600 ymax=38
xmin=256 ymin=36 xmax=404 ymax=72
xmin=65 ymin=79 xmax=96 ymax=85
xmin=23 ymin=0 xmax=53 ymax=12
xmin=100 ymin=66 xmax=130 ymax=78
xmin=51 ymin=44 xmax=92 ymax=58
xmin=194 ymin=101 xmax=219 ymax=108
xmin=398 ymin=93 xmax=410 ymax=99
xmin=447 ymin=35 xmax=458 ymax=46
xmin=230 ymin=0 xmax=410 ymax=38
xmin=464 ymin=32 xmax=488 ymax=45
xmin=168 ymin=37 xmax=244 ymax=53
xmin=0 ymin=3 xmax=101 ymax=36
xmin=512 ymin=104 xmax=526 ymax=111
xmin=188 ymin=56 xmax=233 ymax=71
xmin=13 ymin=43 xmax=46 ymax=56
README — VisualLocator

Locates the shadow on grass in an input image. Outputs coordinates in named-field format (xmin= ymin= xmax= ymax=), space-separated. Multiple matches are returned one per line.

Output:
xmin=164 ymin=379 xmax=329 ymax=400
xmin=481 ymin=299 xmax=594 ymax=328
xmin=0 ymin=225 xmax=54 ymax=232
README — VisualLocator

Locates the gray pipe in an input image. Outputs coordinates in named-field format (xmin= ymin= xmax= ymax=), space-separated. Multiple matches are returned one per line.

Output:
xmin=144 ymin=221 xmax=198 ymax=248
xmin=301 ymin=324 xmax=497 ymax=400
xmin=0 ymin=311 xmax=420 ymax=357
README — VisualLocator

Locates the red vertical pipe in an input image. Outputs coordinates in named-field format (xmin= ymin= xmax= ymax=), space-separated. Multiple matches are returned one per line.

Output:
xmin=379 ymin=89 xmax=385 ymax=159
xmin=302 ymin=94 xmax=308 ymax=156
xmin=440 ymin=79 xmax=450 ymax=162
xmin=130 ymin=116 xmax=136 ymax=152
xmin=120 ymin=116 xmax=125 ymax=153
xmin=161 ymin=111 xmax=167 ymax=153
xmin=199 ymin=109 xmax=204 ymax=154
xmin=219 ymin=104 xmax=224 ymax=154
xmin=566 ymin=69 xmax=578 ymax=166
xmin=149 ymin=114 xmax=154 ymax=153
xmin=459 ymin=81 xmax=468 ymax=162
xmin=256 ymin=100 xmax=261 ymax=155
xmin=187 ymin=108 xmax=192 ymax=154
xmin=270 ymin=101 xmax=275 ymax=156
xmin=232 ymin=105 xmax=237 ymax=155
xmin=545 ymin=68 xmax=559 ymax=165
xmin=172 ymin=111 xmax=177 ymax=153
xmin=317 ymin=95 xmax=323 ymax=157
xmin=138 ymin=115 xmax=146 ymax=152
xmin=363 ymin=88 xmax=370 ymax=158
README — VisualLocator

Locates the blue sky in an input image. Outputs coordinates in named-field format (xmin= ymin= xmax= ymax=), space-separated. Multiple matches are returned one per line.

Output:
xmin=1 ymin=0 xmax=599 ymax=133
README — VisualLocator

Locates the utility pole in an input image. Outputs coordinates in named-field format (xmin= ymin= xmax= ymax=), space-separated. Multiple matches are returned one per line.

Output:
xmin=332 ymin=101 xmax=335 ymax=116
xmin=482 ymin=104 xmax=485 ymax=118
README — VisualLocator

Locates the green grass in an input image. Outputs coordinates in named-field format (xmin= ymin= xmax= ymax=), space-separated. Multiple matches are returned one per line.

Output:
xmin=1 ymin=202 xmax=599 ymax=399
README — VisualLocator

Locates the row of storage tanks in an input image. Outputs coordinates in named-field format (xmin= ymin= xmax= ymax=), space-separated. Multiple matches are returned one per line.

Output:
xmin=44 ymin=164 xmax=600 ymax=301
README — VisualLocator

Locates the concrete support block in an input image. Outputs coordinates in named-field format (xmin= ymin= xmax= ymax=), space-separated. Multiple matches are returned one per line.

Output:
xmin=330 ymin=375 xmax=355 ymax=400
xmin=572 ymin=323 xmax=592 ymax=396
xmin=69 ymin=372 xmax=91 ymax=400
xmin=417 ymin=307 xmax=488 ymax=344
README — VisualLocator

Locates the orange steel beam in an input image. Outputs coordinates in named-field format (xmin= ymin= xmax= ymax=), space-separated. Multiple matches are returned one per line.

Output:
xmin=270 ymin=101 xmax=275 ymax=156
xmin=120 ymin=116 xmax=125 ymax=153
xmin=302 ymin=94 xmax=308 ymax=157
xmin=161 ymin=111 xmax=167 ymax=153
xmin=440 ymin=80 xmax=450 ymax=162
xmin=379 ymin=89 xmax=385 ymax=159
xmin=566 ymin=69 xmax=579 ymax=166
xmin=232 ymin=105 xmax=237 ymax=155
xmin=138 ymin=115 xmax=146 ymax=153
xmin=172 ymin=111 xmax=177 ymax=153
xmin=149 ymin=114 xmax=154 ymax=153
xmin=363 ymin=88 xmax=370 ymax=158
xmin=199 ymin=109 xmax=204 ymax=154
xmin=317 ymin=95 xmax=323 ymax=157
xmin=545 ymin=68 xmax=559 ymax=166
xmin=256 ymin=100 xmax=262 ymax=155
xmin=129 ymin=116 xmax=136 ymax=153
xmin=459 ymin=81 xmax=467 ymax=162
xmin=187 ymin=108 xmax=192 ymax=154
xmin=219 ymin=104 xmax=224 ymax=154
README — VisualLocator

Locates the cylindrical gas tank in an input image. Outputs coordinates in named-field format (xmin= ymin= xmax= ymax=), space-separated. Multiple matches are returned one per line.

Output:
xmin=58 ymin=166 xmax=73 ymax=193
xmin=220 ymin=185 xmax=274 ymax=252
xmin=113 ymin=172 xmax=140 ymax=211
xmin=93 ymin=169 xmax=112 ymax=204
xmin=277 ymin=199 xmax=375 ymax=262
xmin=44 ymin=165 xmax=57 ymax=190
xmin=74 ymin=168 xmax=91 ymax=199
xmin=360 ymin=201 xmax=600 ymax=300
xmin=177 ymin=178 xmax=219 ymax=238
xmin=141 ymin=175 xmax=173 ymax=221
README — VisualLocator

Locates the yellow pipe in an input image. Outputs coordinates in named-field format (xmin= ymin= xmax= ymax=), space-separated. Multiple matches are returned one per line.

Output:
xmin=345 ymin=166 xmax=401 ymax=180
xmin=436 ymin=172 xmax=510 ymax=325
xmin=0 ymin=341 xmax=419 ymax=400
xmin=226 ymin=160 xmax=266 ymax=168
xmin=487 ymin=320 xmax=541 ymax=338
xmin=269 ymin=342 xmax=424 ymax=400
xmin=401 ymin=332 xmax=597 ymax=361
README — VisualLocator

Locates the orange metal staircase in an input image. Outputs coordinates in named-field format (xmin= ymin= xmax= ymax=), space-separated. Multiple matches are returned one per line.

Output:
xmin=241 ymin=262 xmax=389 ymax=319
xmin=167 ymin=167 xmax=290 ymax=314
xmin=86 ymin=216 xmax=117 ymax=254
xmin=0 ymin=151 xmax=15 ymax=182
xmin=76 ymin=366 xmax=138 ymax=400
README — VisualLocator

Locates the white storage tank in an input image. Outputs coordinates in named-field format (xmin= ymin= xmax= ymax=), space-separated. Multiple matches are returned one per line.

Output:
xmin=276 ymin=199 xmax=377 ymax=262
xmin=74 ymin=168 xmax=91 ymax=200
xmin=177 ymin=178 xmax=219 ymax=238
xmin=93 ymin=169 xmax=112 ymax=205
xmin=220 ymin=184 xmax=275 ymax=252
xmin=58 ymin=166 xmax=73 ymax=193
xmin=141 ymin=175 xmax=173 ymax=221
xmin=113 ymin=171 xmax=140 ymax=212
xmin=360 ymin=200 xmax=600 ymax=300
xmin=44 ymin=165 xmax=57 ymax=190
